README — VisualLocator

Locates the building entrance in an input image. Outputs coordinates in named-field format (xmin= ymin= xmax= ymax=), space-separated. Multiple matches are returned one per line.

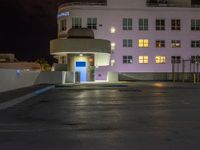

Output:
xmin=75 ymin=61 xmax=87 ymax=82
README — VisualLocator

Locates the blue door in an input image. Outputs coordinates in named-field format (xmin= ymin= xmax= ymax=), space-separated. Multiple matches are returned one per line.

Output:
xmin=75 ymin=61 xmax=87 ymax=82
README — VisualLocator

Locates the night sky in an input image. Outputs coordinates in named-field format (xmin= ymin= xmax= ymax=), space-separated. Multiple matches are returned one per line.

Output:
xmin=0 ymin=0 xmax=102 ymax=63
xmin=0 ymin=0 xmax=199 ymax=63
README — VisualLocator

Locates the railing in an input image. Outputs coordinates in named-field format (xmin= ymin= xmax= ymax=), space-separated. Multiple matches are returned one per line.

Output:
xmin=146 ymin=2 xmax=200 ymax=8
xmin=59 ymin=1 xmax=107 ymax=8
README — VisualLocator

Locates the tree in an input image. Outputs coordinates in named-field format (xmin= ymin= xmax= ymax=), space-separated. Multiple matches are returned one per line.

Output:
xmin=36 ymin=58 xmax=51 ymax=71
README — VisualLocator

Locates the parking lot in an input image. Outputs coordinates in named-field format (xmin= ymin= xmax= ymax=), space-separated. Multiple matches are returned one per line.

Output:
xmin=0 ymin=82 xmax=200 ymax=150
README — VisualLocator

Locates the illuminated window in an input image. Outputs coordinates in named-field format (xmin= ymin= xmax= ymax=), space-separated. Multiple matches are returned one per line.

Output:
xmin=156 ymin=19 xmax=165 ymax=30
xmin=139 ymin=56 xmax=149 ymax=64
xmin=191 ymin=19 xmax=200 ymax=31
xmin=156 ymin=40 xmax=165 ymax=48
xmin=60 ymin=19 xmax=67 ymax=32
xmin=87 ymin=18 xmax=97 ymax=30
xmin=155 ymin=56 xmax=166 ymax=64
xmin=171 ymin=19 xmax=181 ymax=30
xmin=171 ymin=40 xmax=181 ymax=48
xmin=72 ymin=17 xmax=82 ymax=28
xmin=111 ymin=42 xmax=116 ymax=51
xmin=123 ymin=39 xmax=132 ymax=47
xmin=139 ymin=18 xmax=148 ymax=30
xmin=123 ymin=18 xmax=132 ymax=30
xmin=138 ymin=39 xmax=149 ymax=48
xmin=110 ymin=27 xmax=116 ymax=33
xmin=123 ymin=56 xmax=133 ymax=64
xmin=191 ymin=40 xmax=200 ymax=48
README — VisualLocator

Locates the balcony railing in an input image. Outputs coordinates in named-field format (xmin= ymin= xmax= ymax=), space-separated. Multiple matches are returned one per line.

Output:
xmin=146 ymin=2 xmax=200 ymax=8
xmin=59 ymin=1 xmax=107 ymax=8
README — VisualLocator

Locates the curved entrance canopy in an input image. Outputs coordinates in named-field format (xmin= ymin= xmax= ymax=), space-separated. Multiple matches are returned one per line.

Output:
xmin=50 ymin=38 xmax=111 ymax=66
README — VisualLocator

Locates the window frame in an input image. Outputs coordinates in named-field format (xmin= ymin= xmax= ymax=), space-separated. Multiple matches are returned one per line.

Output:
xmin=171 ymin=40 xmax=181 ymax=48
xmin=123 ymin=56 xmax=133 ymax=64
xmin=156 ymin=40 xmax=165 ymax=48
xmin=123 ymin=18 xmax=132 ymax=30
xmin=155 ymin=56 xmax=166 ymax=64
xmin=191 ymin=19 xmax=200 ymax=31
xmin=72 ymin=17 xmax=82 ymax=29
xmin=156 ymin=19 xmax=165 ymax=30
xmin=138 ymin=39 xmax=149 ymax=48
xmin=171 ymin=19 xmax=181 ymax=30
xmin=139 ymin=56 xmax=149 ymax=64
xmin=59 ymin=19 xmax=67 ymax=32
xmin=191 ymin=40 xmax=200 ymax=48
xmin=123 ymin=39 xmax=133 ymax=48
xmin=139 ymin=18 xmax=148 ymax=31
xmin=87 ymin=18 xmax=97 ymax=30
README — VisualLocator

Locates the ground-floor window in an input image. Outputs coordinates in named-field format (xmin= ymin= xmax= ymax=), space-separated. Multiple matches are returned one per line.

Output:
xmin=155 ymin=56 xmax=166 ymax=64
xmin=139 ymin=56 xmax=149 ymax=64
xmin=191 ymin=40 xmax=200 ymax=48
xmin=123 ymin=56 xmax=133 ymax=64
xmin=171 ymin=56 xmax=181 ymax=64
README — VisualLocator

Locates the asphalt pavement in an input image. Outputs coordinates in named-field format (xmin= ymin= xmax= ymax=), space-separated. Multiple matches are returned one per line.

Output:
xmin=0 ymin=82 xmax=200 ymax=150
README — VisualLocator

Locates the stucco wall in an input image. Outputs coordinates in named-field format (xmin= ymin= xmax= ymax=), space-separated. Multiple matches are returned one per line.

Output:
xmin=0 ymin=69 xmax=40 ymax=93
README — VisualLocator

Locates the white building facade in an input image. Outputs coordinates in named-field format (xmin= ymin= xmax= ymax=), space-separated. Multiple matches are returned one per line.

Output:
xmin=50 ymin=0 xmax=200 ymax=82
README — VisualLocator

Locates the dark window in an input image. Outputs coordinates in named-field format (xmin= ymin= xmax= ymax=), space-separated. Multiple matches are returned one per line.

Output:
xmin=171 ymin=56 xmax=181 ymax=64
xmin=87 ymin=18 xmax=97 ymax=30
xmin=191 ymin=19 xmax=200 ymax=31
xmin=123 ymin=56 xmax=133 ymax=64
xmin=171 ymin=19 xmax=181 ymax=30
xmin=123 ymin=18 xmax=132 ymax=30
xmin=156 ymin=40 xmax=165 ymax=48
xmin=123 ymin=39 xmax=133 ymax=47
xmin=156 ymin=19 xmax=165 ymax=30
xmin=139 ymin=18 xmax=148 ymax=30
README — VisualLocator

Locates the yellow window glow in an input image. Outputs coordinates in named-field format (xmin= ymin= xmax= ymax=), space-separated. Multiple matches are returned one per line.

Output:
xmin=139 ymin=56 xmax=148 ymax=64
xmin=138 ymin=39 xmax=149 ymax=48
xmin=155 ymin=56 xmax=166 ymax=64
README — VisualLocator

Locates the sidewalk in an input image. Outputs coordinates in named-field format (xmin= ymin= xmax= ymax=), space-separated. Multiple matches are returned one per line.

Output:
xmin=0 ymin=84 xmax=55 ymax=110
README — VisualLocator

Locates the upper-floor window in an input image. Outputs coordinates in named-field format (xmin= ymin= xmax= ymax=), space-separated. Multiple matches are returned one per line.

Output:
xmin=72 ymin=17 xmax=82 ymax=28
xmin=60 ymin=19 xmax=67 ymax=32
xmin=87 ymin=18 xmax=97 ymax=30
xmin=123 ymin=39 xmax=132 ymax=47
xmin=156 ymin=40 xmax=165 ymax=48
xmin=123 ymin=56 xmax=133 ymax=64
xmin=138 ymin=39 xmax=149 ymax=48
xmin=139 ymin=18 xmax=148 ymax=31
xmin=191 ymin=40 xmax=200 ymax=48
xmin=191 ymin=19 xmax=200 ymax=31
xmin=156 ymin=19 xmax=165 ymax=30
xmin=155 ymin=56 xmax=166 ymax=64
xmin=171 ymin=19 xmax=181 ymax=30
xmin=171 ymin=40 xmax=181 ymax=48
xmin=123 ymin=18 xmax=132 ymax=30
xmin=139 ymin=56 xmax=149 ymax=64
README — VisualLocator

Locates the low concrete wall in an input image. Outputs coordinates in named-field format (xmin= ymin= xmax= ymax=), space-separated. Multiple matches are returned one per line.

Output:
xmin=119 ymin=72 xmax=194 ymax=81
xmin=0 ymin=69 xmax=40 ymax=92
xmin=107 ymin=72 xmax=119 ymax=83
xmin=0 ymin=69 xmax=77 ymax=93
xmin=34 ymin=71 xmax=65 ymax=85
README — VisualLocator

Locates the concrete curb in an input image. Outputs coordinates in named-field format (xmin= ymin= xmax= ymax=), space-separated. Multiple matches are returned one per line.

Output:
xmin=0 ymin=85 xmax=55 ymax=110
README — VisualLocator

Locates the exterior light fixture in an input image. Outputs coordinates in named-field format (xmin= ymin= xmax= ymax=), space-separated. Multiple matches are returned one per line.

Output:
xmin=110 ymin=27 xmax=116 ymax=33
xmin=111 ymin=42 xmax=116 ymax=50
xmin=111 ymin=59 xmax=115 ymax=66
